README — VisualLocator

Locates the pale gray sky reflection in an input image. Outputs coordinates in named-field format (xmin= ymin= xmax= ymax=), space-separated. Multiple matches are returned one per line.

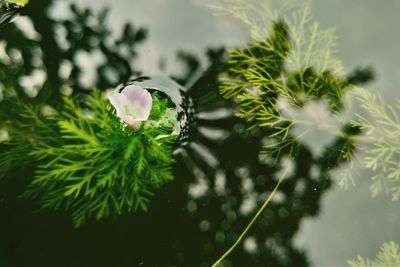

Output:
xmin=52 ymin=0 xmax=249 ymax=76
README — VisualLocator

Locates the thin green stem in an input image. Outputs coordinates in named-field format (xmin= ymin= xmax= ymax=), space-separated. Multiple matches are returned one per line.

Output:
xmin=211 ymin=166 xmax=290 ymax=267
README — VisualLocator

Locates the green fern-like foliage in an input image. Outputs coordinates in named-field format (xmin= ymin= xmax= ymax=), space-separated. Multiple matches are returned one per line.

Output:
xmin=348 ymin=87 xmax=400 ymax=201
xmin=213 ymin=0 xmax=350 ymax=158
xmin=1 ymin=89 xmax=177 ymax=227
xmin=347 ymin=241 xmax=400 ymax=267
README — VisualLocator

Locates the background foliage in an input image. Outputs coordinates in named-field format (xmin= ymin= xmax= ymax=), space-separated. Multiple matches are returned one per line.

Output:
xmin=214 ymin=0 xmax=372 ymax=163
xmin=348 ymin=241 xmax=400 ymax=267
xmin=349 ymin=87 xmax=400 ymax=201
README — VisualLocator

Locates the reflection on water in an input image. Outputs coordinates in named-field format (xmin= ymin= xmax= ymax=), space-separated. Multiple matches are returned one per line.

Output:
xmin=0 ymin=0 xmax=399 ymax=266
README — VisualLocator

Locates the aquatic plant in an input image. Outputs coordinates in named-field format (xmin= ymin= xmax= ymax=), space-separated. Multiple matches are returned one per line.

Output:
xmin=347 ymin=241 xmax=400 ymax=267
xmin=208 ymin=0 xmax=374 ymax=265
xmin=0 ymin=0 xmax=393 ymax=266
xmin=212 ymin=0 xmax=367 ymax=163
xmin=213 ymin=1 xmax=400 ymax=206
xmin=0 ymin=0 xmax=163 ymax=227
xmin=347 ymin=87 xmax=400 ymax=201
xmin=173 ymin=47 xmax=319 ymax=266
xmin=1 ymin=87 xmax=177 ymax=227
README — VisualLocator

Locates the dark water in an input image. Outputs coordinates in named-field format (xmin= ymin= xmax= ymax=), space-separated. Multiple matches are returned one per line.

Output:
xmin=1 ymin=1 xmax=400 ymax=267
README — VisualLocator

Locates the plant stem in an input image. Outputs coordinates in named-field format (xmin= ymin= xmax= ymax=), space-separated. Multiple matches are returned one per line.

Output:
xmin=210 ymin=166 xmax=290 ymax=267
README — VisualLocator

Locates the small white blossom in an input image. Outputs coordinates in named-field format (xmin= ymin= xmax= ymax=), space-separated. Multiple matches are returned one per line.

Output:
xmin=108 ymin=85 xmax=152 ymax=129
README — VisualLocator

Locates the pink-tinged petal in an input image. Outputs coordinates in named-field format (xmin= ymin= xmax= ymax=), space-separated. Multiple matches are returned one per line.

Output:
xmin=121 ymin=85 xmax=153 ymax=115
xmin=120 ymin=115 xmax=135 ymax=125
xmin=109 ymin=85 xmax=153 ymax=130
xmin=108 ymin=93 xmax=129 ymax=117
xmin=130 ymin=100 xmax=151 ymax=121
xmin=120 ymin=115 xmax=142 ymax=129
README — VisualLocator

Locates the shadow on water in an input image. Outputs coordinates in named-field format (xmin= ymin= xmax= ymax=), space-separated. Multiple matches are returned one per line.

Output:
xmin=0 ymin=1 xmax=374 ymax=266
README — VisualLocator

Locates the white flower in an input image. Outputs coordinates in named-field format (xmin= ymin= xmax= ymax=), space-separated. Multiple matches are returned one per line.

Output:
xmin=108 ymin=85 xmax=153 ymax=129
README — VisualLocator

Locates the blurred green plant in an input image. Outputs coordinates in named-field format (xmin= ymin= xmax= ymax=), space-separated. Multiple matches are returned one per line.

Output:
xmin=347 ymin=241 xmax=400 ymax=267
xmin=0 ymin=89 xmax=177 ymax=227
xmin=347 ymin=87 xmax=400 ymax=201
xmin=209 ymin=0 xmax=380 ymax=265
xmin=212 ymin=0 xmax=363 ymax=161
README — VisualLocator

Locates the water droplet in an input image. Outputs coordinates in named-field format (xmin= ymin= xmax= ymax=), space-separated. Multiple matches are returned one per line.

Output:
xmin=119 ymin=75 xmax=194 ymax=146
